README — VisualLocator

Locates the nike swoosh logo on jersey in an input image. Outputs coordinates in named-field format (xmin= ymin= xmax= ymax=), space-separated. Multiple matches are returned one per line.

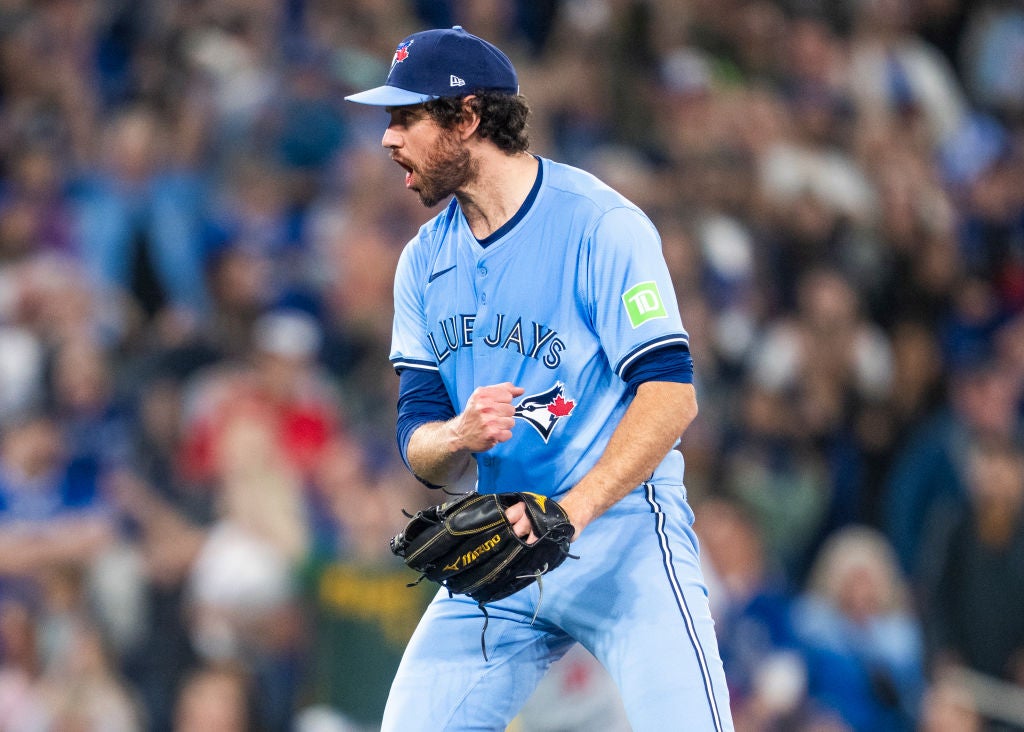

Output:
xmin=427 ymin=265 xmax=456 ymax=283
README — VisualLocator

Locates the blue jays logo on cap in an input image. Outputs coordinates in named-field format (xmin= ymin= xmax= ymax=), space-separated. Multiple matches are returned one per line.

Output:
xmin=345 ymin=26 xmax=518 ymax=107
xmin=391 ymin=40 xmax=412 ymax=70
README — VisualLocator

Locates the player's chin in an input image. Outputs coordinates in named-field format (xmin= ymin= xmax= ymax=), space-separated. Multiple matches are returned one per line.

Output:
xmin=417 ymin=187 xmax=448 ymax=208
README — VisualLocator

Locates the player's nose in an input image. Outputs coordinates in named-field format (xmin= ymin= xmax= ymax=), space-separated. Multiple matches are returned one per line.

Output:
xmin=382 ymin=126 xmax=401 ymax=149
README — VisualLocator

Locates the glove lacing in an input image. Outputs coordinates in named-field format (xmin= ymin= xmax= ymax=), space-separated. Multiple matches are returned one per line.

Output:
xmin=477 ymin=562 xmax=552 ymax=661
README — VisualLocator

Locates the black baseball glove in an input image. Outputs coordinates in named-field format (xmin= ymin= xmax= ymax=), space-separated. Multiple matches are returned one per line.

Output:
xmin=391 ymin=491 xmax=575 ymax=607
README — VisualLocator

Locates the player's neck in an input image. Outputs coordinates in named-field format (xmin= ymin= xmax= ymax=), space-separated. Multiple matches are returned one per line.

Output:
xmin=456 ymin=151 xmax=538 ymax=240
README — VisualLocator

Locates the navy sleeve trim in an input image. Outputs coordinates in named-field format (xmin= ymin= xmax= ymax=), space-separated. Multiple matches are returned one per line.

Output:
xmin=391 ymin=357 xmax=439 ymax=373
xmin=614 ymin=334 xmax=690 ymax=379
xmin=621 ymin=343 xmax=694 ymax=394
xmin=396 ymin=367 xmax=456 ymax=486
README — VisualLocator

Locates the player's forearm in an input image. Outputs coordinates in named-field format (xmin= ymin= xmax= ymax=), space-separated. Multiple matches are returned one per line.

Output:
xmin=407 ymin=419 xmax=474 ymax=487
xmin=407 ymin=382 xmax=523 ymax=487
xmin=559 ymin=381 xmax=697 ymax=535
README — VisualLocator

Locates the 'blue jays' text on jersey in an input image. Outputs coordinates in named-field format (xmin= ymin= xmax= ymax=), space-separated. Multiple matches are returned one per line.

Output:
xmin=390 ymin=157 xmax=689 ymax=506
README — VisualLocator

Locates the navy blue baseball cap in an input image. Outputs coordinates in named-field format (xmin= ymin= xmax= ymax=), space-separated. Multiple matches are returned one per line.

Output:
xmin=344 ymin=26 xmax=518 ymax=106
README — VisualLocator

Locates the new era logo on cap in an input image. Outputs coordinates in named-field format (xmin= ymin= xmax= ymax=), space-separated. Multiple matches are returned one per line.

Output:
xmin=344 ymin=26 xmax=518 ymax=107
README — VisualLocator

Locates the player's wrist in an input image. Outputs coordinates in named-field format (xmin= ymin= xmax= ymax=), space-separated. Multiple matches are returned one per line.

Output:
xmin=557 ymin=491 xmax=600 ymax=539
xmin=444 ymin=414 xmax=478 ymax=455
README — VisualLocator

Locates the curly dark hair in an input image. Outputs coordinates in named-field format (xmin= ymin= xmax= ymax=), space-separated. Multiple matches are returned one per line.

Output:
xmin=423 ymin=91 xmax=531 ymax=154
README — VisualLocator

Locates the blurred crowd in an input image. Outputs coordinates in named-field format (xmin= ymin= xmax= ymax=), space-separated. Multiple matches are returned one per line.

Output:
xmin=0 ymin=0 xmax=1023 ymax=730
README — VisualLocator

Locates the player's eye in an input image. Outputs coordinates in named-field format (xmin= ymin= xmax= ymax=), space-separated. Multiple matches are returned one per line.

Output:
xmin=390 ymin=107 xmax=427 ymax=127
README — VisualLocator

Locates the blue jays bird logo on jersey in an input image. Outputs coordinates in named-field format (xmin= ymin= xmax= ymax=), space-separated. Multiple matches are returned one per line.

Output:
xmin=514 ymin=382 xmax=576 ymax=442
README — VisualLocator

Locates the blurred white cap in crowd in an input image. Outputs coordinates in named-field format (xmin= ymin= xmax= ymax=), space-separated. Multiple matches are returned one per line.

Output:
xmin=294 ymin=705 xmax=367 ymax=732
xmin=253 ymin=309 xmax=322 ymax=360
xmin=660 ymin=47 xmax=713 ymax=97
xmin=0 ymin=325 xmax=44 ymax=421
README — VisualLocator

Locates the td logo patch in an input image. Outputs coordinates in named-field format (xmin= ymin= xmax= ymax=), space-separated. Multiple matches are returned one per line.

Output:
xmin=514 ymin=382 xmax=576 ymax=442
xmin=622 ymin=281 xmax=667 ymax=328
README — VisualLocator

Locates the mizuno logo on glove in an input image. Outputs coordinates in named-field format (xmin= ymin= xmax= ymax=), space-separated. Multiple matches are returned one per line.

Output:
xmin=444 ymin=534 xmax=502 ymax=573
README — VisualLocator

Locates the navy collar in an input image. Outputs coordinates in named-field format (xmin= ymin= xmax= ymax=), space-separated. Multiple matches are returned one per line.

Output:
xmin=476 ymin=155 xmax=543 ymax=248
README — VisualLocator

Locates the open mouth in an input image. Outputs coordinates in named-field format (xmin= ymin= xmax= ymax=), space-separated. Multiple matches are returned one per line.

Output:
xmin=393 ymin=158 xmax=415 ymax=188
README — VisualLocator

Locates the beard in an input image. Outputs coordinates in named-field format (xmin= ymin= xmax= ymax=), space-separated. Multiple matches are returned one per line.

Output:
xmin=413 ymin=129 xmax=477 ymax=208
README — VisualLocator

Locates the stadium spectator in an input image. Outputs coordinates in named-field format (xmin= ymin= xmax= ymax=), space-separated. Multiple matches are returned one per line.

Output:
xmin=71 ymin=106 xmax=212 ymax=331
xmin=883 ymin=353 xmax=1024 ymax=574
xmin=694 ymin=496 xmax=814 ymax=728
xmin=184 ymin=390 xmax=309 ymax=730
xmin=717 ymin=380 xmax=833 ymax=578
xmin=0 ymin=411 xmax=116 ymax=580
xmin=917 ymin=435 xmax=1024 ymax=689
xmin=297 ymin=437 xmax=433 ymax=728
xmin=179 ymin=308 xmax=342 ymax=485
xmin=792 ymin=525 xmax=926 ymax=730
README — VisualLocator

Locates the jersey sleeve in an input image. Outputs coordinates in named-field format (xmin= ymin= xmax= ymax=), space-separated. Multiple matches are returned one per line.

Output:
xmin=584 ymin=206 xmax=689 ymax=380
xmin=390 ymin=236 xmax=439 ymax=374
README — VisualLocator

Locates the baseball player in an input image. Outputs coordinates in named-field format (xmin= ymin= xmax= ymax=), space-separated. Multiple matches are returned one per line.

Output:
xmin=345 ymin=26 xmax=734 ymax=731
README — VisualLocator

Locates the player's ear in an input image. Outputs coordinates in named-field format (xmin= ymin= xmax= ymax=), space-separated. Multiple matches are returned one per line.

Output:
xmin=457 ymin=95 xmax=481 ymax=141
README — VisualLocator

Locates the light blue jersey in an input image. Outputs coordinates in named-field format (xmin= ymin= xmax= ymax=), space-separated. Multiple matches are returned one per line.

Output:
xmin=386 ymin=157 xmax=733 ymax=732
xmin=391 ymin=157 xmax=689 ymax=506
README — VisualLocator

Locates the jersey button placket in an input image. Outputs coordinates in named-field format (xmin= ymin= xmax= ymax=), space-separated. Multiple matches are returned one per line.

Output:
xmin=477 ymin=261 xmax=493 ymax=475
